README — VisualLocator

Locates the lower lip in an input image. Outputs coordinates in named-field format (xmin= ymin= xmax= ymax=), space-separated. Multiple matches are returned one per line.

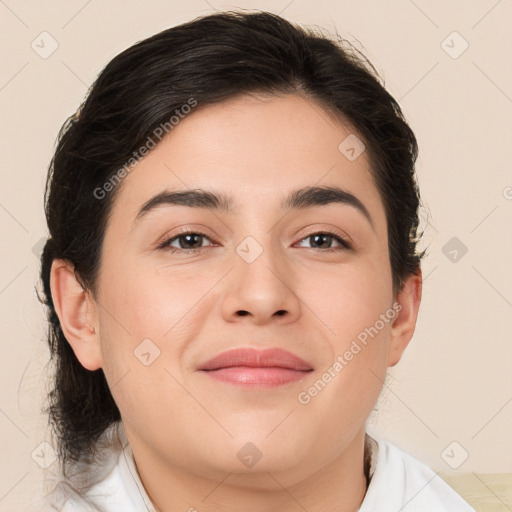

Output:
xmin=201 ymin=367 xmax=311 ymax=387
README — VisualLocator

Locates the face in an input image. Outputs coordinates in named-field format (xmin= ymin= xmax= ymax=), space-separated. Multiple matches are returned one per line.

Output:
xmin=78 ymin=93 xmax=417 ymax=486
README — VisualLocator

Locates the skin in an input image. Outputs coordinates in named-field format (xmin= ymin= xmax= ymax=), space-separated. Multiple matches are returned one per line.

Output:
xmin=50 ymin=93 xmax=422 ymax=512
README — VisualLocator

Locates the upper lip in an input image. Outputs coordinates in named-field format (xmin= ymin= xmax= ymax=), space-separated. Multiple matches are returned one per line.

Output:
xmin=198 ymin=347 xmax=313 ymax=371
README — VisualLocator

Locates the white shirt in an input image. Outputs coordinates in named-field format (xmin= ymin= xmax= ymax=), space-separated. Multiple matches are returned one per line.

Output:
xmin=358 ymin=436 xmax=475 ymax=511
xmin=31 ymin=426 xmax=475 ymax=512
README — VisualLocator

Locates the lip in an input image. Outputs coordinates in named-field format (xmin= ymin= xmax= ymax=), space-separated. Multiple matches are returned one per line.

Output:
xmin=198 ymin=347 xmax=314 ymax=388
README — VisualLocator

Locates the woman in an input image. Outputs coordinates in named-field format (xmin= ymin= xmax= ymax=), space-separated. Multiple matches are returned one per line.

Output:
xmin=35 ymin=10 xmax=475 ymax=512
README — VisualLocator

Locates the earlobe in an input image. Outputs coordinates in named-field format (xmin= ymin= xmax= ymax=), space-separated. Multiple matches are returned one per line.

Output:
xmin=50 ymin=259 xmax=102 ymax=371
xmin=388 ymin=269 xmax=422 ymax=367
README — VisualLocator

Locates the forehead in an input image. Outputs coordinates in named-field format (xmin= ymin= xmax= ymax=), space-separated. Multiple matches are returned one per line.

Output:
xmin=107 ymin=93 xmax=386 ymax=232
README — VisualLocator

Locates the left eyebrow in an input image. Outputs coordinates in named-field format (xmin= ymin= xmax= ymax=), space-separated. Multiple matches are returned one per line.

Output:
xmin=131 ymin=185 xmax=374 ymax=231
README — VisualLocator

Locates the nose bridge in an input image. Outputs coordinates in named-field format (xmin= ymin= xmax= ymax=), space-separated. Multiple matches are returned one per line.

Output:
xmin=230 ymin=203 xmax=280 ymax=265
xmin=233 ymin=230 xmax=285 ymax=290
xmin=221 ymin=226 xmax=300 ymax=323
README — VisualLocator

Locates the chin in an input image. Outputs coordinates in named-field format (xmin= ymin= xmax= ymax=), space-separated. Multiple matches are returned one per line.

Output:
xmin=210 ymin=436 xmax=307 ymax=474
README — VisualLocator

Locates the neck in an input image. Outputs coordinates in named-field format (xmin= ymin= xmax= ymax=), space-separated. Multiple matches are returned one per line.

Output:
xmin=128 ymin=429 xmax=369 ymax=512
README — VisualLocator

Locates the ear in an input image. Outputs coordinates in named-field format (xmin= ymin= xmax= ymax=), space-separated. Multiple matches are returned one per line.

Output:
xmin=50 ymin=259 xmax=102 ymax=371
xmin=388 ymin=268 xmax=422 ymax=367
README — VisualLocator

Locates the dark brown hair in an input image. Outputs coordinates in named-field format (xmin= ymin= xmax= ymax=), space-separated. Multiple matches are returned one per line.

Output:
xmin=39 ymin=10 xmax=424 ymax=465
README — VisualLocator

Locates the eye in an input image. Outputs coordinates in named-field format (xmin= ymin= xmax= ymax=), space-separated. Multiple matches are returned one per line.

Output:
xmin=296 ymin=232 xmax=351 ymax=252
xmin=158 ymin=231 xmax=214 ymax=253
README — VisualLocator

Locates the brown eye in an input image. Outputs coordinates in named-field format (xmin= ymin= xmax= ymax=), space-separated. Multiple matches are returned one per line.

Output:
xmin=297 ymin=232 xmax=351 ymax=251
xmin=159 ymin=231 xmax=213 ymax=253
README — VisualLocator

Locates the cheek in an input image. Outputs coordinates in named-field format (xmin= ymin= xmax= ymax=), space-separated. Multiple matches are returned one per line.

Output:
xmin=96 ymin=262 xmax=213 ymax=402
xmin=100 ymin=261 xmax=204 ymax=345
xmin=315 ymin=256 xmax=393 ymax=343
xmin=306 ymin=255 xmax=393 ymax=410
xmin=96 ymin=279 xmax=177 ymax=432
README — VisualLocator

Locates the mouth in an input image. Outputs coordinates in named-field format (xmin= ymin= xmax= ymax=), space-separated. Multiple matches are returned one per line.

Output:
xmin=198 ymin=347 xmax=314 ymax=388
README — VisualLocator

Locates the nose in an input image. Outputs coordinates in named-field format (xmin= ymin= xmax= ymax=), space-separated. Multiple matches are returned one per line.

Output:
xmin=220 ymin=237 xmax=302 ymax=326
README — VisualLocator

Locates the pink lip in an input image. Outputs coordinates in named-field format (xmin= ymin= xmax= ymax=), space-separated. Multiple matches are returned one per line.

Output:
xmin=198 ymin=348 xmax=313 ymax=388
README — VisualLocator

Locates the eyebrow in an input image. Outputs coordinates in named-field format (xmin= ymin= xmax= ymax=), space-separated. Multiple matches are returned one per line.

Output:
xmin=132 ymin=185 xmax=374 ymax=230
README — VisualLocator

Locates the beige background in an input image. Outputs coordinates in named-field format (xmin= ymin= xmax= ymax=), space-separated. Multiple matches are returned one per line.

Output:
xmin=1 ymin=0 xmax=511 ymax=510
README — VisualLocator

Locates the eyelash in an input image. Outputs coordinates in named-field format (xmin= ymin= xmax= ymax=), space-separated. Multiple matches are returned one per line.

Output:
xmin=157 ymin=230 xmax=352 ymax=254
